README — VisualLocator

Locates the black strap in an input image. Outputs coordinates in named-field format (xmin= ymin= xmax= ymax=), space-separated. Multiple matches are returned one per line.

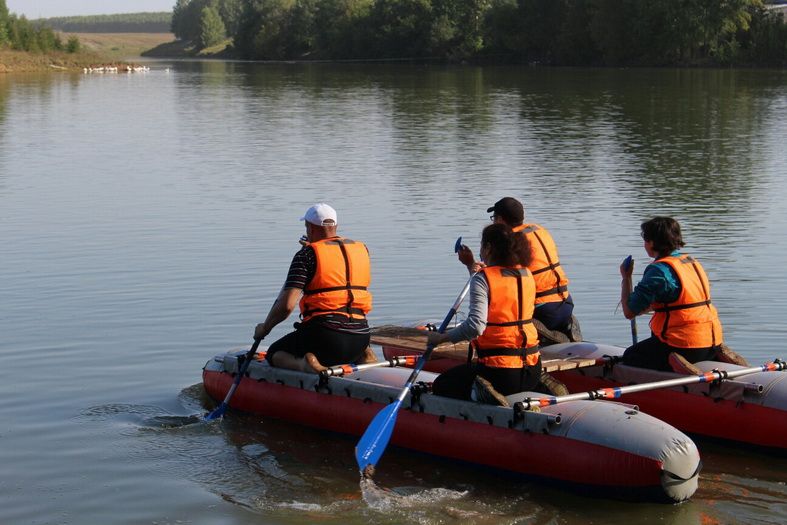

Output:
xmin=689 ymin=258 xmax=716 ymax=347
xmin=535 ymin=285 xmax=569 ymax=298
xmin=654 ymin=299 xmax=712 ymax=312
xmin=663 ymin=459 xmax=703 ymax=481
xmin=336 ymin=240 xmax=354 ymax=316
xmin=476 ymin=346 xmax=539 ymax=358
xmin=301 ymin=306 xmax=367 ymax=318
xmin=324 ymin=239 xmax=357 ymax=245
xmin=529 ymin=228 xmax=565 ymax=302
xmin=531 ymin=262 xmax=561 ymax=275
xmin=487 ymin=319 xmax=534 ymax=327
xmin=303 ymin=285 xmax=368 ymax=295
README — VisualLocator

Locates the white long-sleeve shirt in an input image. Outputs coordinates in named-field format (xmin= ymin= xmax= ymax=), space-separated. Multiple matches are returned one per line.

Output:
xmin=445 ymin=273 xmax=489 ymax=344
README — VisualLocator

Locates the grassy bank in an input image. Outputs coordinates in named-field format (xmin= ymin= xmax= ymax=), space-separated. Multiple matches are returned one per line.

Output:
xmin=70 ymin=33 xmax=176 ymax=61
xmin=142 ymin=37 xmax=231 ymax=58
xmin=0 ymin=49 xmax=107 ymax=73
xmin=0 ymin=33 xmax=176 ymax=73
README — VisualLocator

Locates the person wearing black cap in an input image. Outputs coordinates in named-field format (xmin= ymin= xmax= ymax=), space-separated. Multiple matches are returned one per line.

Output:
xmin=458 ymin=197 xmax=581 ymax=343
xmin=254 ymin=203 xmax=376 ymax=373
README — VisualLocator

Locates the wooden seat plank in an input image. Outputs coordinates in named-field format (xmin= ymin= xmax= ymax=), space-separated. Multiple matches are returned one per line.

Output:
xmin=371 ymin=335 xmax=601 ymax=371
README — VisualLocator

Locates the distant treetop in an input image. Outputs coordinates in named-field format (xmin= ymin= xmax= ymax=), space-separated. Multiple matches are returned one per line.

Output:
xmin=35 ymin=12 xmax=172 ymax=34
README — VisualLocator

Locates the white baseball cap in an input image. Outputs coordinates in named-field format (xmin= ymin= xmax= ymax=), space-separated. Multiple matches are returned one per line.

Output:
xmin=300 ymin=203 xmax=337 ymax=226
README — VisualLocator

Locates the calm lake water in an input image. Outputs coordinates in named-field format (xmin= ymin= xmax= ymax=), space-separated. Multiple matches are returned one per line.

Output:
xmin=1 ymin=62 xmax=786 ymax=524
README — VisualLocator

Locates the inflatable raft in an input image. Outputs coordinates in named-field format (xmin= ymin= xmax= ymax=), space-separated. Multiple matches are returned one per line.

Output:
xmin=203 ymin=349 xmax=700 ymax=502
xmin=377 ymin=338 xmax=787 ymax=452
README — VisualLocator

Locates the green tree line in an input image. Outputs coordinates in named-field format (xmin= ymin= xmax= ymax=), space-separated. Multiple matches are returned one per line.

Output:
xmin=37 ymin=12 xmax=173 ymax=34
xmin=0 ymin=0 xmax=80 ymax=53
xmin=170 ymin=0 xmax=787 ymax=65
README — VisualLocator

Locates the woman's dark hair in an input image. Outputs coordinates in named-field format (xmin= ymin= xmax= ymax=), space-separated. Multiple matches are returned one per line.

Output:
xmin=641 ymin=217 xmax=685 ymax=256
xmin=481 ymin=223 xmax=532 ymax=267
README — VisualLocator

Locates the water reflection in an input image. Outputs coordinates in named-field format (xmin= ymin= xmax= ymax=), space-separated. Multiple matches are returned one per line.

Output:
xmin=503 ymin=69 xmax=770 ymax=218
xmin=122 ymin=403 xmax=784 ymax=525
xmin=0 ymin=75 xmax=7 ymax=192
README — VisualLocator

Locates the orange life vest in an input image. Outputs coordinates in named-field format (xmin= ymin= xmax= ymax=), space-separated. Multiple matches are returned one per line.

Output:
xmin=473 ymin=266 xmax=541 ymax=369
xmin=649 ymin=254 xmax=723 ymax=349
xmin=299 ymin=237 xmax=372 ymax=322
xmin=515 ymin=223 xmax=570 ymax=305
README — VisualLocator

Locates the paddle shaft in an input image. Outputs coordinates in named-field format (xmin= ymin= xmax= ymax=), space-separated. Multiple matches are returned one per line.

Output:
xmin=393 ymin=277 xmax=474 ymax=403
xmin=517 ymin=360 xmax=785 ymax=410
xmin=624 ymin=255 xmax=637 ymax=345
xmin=320 ymin=355 xmax=417 ymax=378
xmin=205 ymin=337 xmax=262 ymax=420
xmin=355 ymin=273 xmax=476 ymax=472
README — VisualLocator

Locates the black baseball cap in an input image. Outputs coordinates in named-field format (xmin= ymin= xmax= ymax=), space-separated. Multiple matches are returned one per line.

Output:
xmin=487 ymin=197 xmax=524 ymax=224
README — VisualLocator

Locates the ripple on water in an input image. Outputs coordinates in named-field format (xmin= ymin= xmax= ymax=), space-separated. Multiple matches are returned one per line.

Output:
xmin=79 ymin=387 xmax=540 ymax=524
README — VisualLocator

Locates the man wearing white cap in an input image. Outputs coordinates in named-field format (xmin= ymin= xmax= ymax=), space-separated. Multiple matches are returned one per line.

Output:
xmin=254 ymin=203 xmax=375 ymax=372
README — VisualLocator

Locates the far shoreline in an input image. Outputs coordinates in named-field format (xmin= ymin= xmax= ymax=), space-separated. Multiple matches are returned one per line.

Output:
xmin=0 ymin=33 xmax=175 ymax=74
xmin=4 ymin=35 xmax=787 ymax=74
xmin=0 ymin=49 xmax=107 ymax=73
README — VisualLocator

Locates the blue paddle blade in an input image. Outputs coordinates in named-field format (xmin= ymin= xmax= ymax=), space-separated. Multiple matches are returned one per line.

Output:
xmin=454 ymin=236 xmax=462 ymax=253
xmin=204 ymin=403 xmax=227 ymax=421
xmin=355 ymin=400 xmax=401 ymax=471
xmin=203 ymin=339 xmax=261 ymax=422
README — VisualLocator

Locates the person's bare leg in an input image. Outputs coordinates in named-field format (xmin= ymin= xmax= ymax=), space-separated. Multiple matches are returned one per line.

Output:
xmin=302 ymin=352 xmax=327 ymax=373
xmin=357 ymin=346 xmax=378 ymax=364
xmin=716 ymin=343 xmax=749 ymax=366
xmin=668 ymin=352 xmax=701 ymax=375
xmin=270 ymin=351 xmax=306 ymax=371
xmin=271 ymin=351 xmax=327 ymax=373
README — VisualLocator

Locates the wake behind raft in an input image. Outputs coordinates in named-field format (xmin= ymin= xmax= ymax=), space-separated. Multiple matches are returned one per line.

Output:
xmin=202 ymin=349 xmax=700 ymax=503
